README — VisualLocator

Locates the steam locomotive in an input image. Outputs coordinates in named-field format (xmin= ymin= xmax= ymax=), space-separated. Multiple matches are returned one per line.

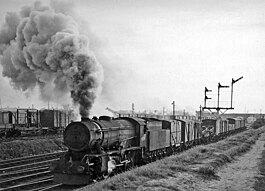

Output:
xmin=51 ymin=115 xmax=245 ymax=185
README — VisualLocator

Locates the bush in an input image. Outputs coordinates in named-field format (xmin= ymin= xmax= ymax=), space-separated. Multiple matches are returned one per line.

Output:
xmin=196 ymin=166 xmax=216 ymax=176
xmin=0 ymin=138 xmax=65 ymax=160
xmin=251 ymin=119 xmax=265 ymax=129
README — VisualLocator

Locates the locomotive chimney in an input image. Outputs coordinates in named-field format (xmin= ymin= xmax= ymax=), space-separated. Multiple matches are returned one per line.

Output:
xmin=81 ymin=117 xmax=90 ymax=122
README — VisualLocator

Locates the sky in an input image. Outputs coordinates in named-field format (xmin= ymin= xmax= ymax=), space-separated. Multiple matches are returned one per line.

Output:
xmin=0 ymin=0 xmax=264 ymax=117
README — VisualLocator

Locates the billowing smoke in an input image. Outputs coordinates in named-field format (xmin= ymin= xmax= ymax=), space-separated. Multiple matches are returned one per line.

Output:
xmin=0 ymin=1 xmax=103 ymax=117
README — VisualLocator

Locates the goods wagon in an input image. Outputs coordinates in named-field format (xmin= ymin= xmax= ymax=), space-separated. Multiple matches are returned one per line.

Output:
xmin=39 ymin=109 xmax=74 ymax=134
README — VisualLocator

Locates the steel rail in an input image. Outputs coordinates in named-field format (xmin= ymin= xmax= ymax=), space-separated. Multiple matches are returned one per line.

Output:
xmin=0 ymin=151 xmax=65 ymax=167
xmin=0 ymin=177 xmax=54 ymax=191
xmin=0 ymin=171 xmax=52 ymax=186
xmin=0 ymin=158 xmax=58 ymax=173
xmin=34 ymin=183 xmax=64 ymax=191
xmin=0 ymin=165 xmax=49 ymax=179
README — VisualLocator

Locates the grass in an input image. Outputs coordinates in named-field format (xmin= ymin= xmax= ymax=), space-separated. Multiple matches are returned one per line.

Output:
xmin=254 ymin=133 xmax=265 ymax=191
xmin=0 ymin=138 xmax=65 ymax=160
xmin=251 ymin=119 xmax=265 ymax=129
xmin=199 ymin=128 xmax=263 ymax=173
xmin=81 ymin=126 xmax=265 ymax=191
xmin=196 ymin=166 xmax=216 ymax=176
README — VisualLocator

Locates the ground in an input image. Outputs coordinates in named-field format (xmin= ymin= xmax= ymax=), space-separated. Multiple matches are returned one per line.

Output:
xmin=135 ymin=131 xmax=265 ymax=191
xmin=195 ymin=132 xmax=265 ymax=191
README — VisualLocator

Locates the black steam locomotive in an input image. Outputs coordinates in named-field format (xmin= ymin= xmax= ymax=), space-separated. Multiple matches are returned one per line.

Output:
xmin=51 ymin=115 xmax=245 ymax=185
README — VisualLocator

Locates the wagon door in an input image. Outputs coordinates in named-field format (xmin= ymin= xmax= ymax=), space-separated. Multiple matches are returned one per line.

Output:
xmin=189 ymin=121 xmax=195 ymax=142
xmin=180 ymin=120 xmax=187 ymax=144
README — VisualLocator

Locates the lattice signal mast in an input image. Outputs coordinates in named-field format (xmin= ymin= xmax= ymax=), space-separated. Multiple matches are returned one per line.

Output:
xmin=203 ymin=76 xmax=243 ymax=115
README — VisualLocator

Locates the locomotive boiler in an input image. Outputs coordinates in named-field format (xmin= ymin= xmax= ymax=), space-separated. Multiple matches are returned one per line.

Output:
xmin=64 ymin=116 xmax=136 ymax=152
xmin=52 ymin=116 xmax=145 ymax=185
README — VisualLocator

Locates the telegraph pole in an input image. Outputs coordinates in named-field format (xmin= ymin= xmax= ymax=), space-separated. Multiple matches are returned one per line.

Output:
xmin=199 ymin=105 xmax=202 ymax=121
xmin=132 ymin=103 xmax=135 ymax=115
xmin=172 ymin=101 xmax=175 ymax=119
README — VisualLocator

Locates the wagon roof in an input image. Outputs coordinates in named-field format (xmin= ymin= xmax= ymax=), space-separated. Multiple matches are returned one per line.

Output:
xmin=175 ymin=118 xmax=194 ymax=123
xmin=227 ymin=117 xmax=243 ymax=121
xmin=202 ymin=118 xmax=217 ymax=121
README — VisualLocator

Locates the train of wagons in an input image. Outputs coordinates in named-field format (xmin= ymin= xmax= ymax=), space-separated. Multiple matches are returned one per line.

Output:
xmin=51 ymin=115 xmax=246 ymax=185
xmin=0 ymin=108 xmax=75 ymax=137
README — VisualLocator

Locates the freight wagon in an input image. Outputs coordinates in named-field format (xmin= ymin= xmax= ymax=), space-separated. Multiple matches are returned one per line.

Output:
xmin=0 ymin=108 xmax=75 ymax=137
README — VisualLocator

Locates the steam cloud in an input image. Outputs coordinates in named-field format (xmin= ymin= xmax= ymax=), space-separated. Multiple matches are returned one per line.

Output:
xmin=0 ymin=1 xmax=103 ymax=117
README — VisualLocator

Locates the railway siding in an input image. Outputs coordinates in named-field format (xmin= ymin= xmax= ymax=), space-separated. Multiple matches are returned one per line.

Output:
xmin=0 ymin=151 xmax=64 ymax=168
xmin=0 ymin=151 xmax=65 ymax=191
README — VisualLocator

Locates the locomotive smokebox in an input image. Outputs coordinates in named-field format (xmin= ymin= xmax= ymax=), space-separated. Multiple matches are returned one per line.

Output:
xmin=81 ymin=117 xmax=90 ymax=122
xmin=64 ymin=120 xmax=103 ymax=152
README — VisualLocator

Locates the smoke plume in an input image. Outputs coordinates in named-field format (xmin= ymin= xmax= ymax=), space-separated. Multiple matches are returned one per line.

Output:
xmin=0 ymin=1 xmax=103 ymax=117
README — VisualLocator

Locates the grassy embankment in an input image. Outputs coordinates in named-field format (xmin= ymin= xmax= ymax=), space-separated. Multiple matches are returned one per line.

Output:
xmin=254 ymin=132 xmax=265 ymax=191
xmin=82 ymin=126 xmax=265 ymax=191
xmin=0 ymin=138 xmax=66 ymax=160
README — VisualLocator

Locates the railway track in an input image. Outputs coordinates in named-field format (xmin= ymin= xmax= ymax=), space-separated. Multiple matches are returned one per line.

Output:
xmin=0 ymin=151 xmax=68 ymax=191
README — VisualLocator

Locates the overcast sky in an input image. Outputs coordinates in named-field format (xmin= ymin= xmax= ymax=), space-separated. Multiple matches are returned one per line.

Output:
xmin=0 ymin=0 xmax=264 ymax=116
